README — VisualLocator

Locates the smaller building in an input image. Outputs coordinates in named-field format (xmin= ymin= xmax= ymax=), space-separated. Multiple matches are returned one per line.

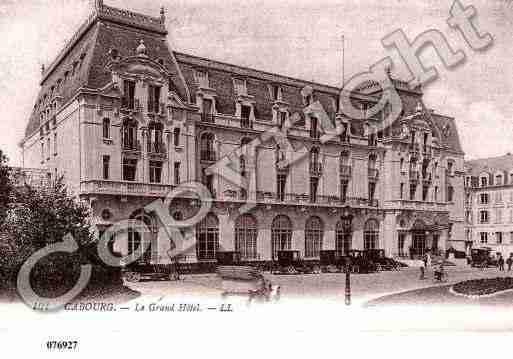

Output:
xmin=465 ymin=153 xmax=513 ymax=258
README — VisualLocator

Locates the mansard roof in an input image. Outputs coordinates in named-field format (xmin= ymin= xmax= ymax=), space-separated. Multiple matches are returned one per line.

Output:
xmin=466 ymin=154 xmax=513 ymax=177
xmin=24 ymin=3 xmax=188 ymax=139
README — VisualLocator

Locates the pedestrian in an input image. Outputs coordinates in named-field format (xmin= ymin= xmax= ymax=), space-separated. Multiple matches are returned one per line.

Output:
xmin=507 ymin=255 xmax=513 ymax=271
xmin=498 ymin=255 xmax=505 ymax=271
xmin=420 ymin=253 xmax=427 ymax=280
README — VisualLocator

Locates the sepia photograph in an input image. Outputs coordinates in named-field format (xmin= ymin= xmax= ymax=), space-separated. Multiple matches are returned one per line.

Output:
xmin=0 ymin=0 xmax=512 ymax=356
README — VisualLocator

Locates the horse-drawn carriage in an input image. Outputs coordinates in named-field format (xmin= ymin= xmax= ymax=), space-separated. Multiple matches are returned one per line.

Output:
xmin=271 ymin=250 xmax=320 ymax=274
xmin=319 ymin=250 xmax=347 ymax=273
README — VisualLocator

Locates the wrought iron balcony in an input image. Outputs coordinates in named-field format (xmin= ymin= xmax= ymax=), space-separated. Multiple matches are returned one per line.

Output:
xmin=309 ymin=162 xmax=323 ymax=176
xmin=340 ymin=164 xmax=352 ymax=178
xmin=201 ymin=113 xmax=215 ymax=123
xmin=147 ymin=141 xmax=167 ymax=156
xmin=368 ymin=168 xmax=379 ymax=181
xmin=121 ymin=139 xmax=141 ymax=153
xmin=200 ymin=150 xmax=217 ymax=162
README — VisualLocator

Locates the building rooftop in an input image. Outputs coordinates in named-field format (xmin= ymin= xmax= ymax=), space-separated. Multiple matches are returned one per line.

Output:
xmin=465 ymin=153 xmax=513 ymax=176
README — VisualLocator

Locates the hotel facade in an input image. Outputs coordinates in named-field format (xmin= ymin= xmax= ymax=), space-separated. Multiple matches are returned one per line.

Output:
xmin=465 ymin=154 xmax=513 ymax=257
xmin=20 ymin=1 xmax=465 ymax=266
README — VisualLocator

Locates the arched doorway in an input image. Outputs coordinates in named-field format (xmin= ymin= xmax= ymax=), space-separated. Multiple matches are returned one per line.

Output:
xmin=411 ymin=219 xmax=427 ymax=256
xmin=364 ymin=219 xmax=379 ymax=250
xmin=305 ymin=216 xmax=323 ymax=258
xmin=235 ymin=214 xmax=258 ymax=259
xmin=196 ymin=213 xmax=219 ymax=260
xmin=128 ymin=209 xmax=158 ymax=263
xmin=336 ymin=217 xmax=352 ymax=255
xmin=271 ymin=215 xmax=292 ymax=259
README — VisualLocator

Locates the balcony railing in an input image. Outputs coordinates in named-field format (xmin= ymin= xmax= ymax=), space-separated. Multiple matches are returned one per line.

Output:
xmin=81 ymin=180 xmax=173 ymax=197
xmin=122 ymin=140 xmax=141 ymax=152
xmin=240 ymin=117 xmax=253 ymax=129
xmin=340 ymin=164 xmax=352 ymax=178
xmin=147 ymin=141 xmax=167 ymax=155
xmin=121 ymin=98 xmax=141 ymax=112
xmin=309 ymin=162 xmax=323 ymax=176
xmin=255 ymin=191 xmax=378 ymax=207
xmin=201 ymin=113 xmax=215 ymax=123
xmin=200 ymin=150 xmax=217 ymax=162
xmin=368 ymin=168 xmax=379 ymax=180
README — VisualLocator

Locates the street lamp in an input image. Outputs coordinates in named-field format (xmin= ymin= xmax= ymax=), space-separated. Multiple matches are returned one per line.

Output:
xmin=345 ymin=256 xmax=351 ymax=305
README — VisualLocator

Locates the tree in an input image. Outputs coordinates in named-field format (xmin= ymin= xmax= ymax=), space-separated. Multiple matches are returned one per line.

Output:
xmin=0 ymin=177 xmax=94 ymax=290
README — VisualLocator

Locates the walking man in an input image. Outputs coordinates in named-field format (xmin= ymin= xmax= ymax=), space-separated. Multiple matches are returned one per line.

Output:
xmin=498 ymin=255 xmax=505 ymax=271
xmin=507 ymin=254 xmax=513 ymax=271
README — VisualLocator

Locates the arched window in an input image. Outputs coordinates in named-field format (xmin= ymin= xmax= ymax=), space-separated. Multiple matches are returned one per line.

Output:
xmin=128 ymin=210 xmax=157 ymax=263
xmin=305 ymin=216 xmax=323 ymax=258
xmin=148 ymin=121 xmax=163 ymax=153
xmin=173 ymin=127 xmax=180 ymax=146
xmin=200 ymin=133 xmax=215 ymax=161
xmin=235 ymin=214 xmax=258 ymax=259
xmin=196 ymin=213 xmax=219 ymax=260
xmin=102 ymin=118 xmax=110 ymax=139
xmin=364 ymin=219 xmax=379 ymax=250
xmin=271 ymin=215 xmax=292 ymax=259
xmin=335 ymin=217 xmax=352 ymax=254
xmin=122 ymin=118 xmax=138 ymax=150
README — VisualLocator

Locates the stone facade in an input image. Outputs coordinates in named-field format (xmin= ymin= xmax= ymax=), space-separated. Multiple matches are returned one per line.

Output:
xmin=465 ymin=154 xmax=513 ymax=257
xmin=20 ymin=1 xmax=465 ymax=266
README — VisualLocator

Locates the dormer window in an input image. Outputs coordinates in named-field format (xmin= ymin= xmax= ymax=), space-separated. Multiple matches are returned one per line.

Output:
xmin=481 ymin=176 xmax=488 ymax=187
xmin=270 ymin=84 xmax=282 ymax=101
xmin=195 ymin=70 xmax=209 ymax=88
xmin=447 ymin=161 xmax=454 ymax=176
xmin=234 ymin=78 xmax=247 ymax=96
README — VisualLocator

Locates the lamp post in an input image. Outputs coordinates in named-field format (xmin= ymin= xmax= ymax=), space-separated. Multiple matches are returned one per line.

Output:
xmin=345 ymin=257 xmax=351 ymax=306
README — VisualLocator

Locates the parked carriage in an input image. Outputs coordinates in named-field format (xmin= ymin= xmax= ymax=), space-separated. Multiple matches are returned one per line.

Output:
xmin=470 ymin=248 xmax=498 ymax=268
xmin=319 ymin=250 xmax=347 ymax=273
xmin=362 ymin=249 xmax=402 ymax=271
xmin=272 ymin=250 xmax=320 ymax=274
xmin=346 ymin=249 xmax=378 ymax=274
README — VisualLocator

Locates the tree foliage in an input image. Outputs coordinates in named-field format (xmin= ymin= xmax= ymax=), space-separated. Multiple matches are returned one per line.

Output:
xmin=0 ymin=149 xmax=12 ymax=222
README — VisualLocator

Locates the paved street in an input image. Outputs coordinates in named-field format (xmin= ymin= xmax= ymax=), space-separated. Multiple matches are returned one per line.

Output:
xmin=125 ymin=265 xmax=513 ymax=306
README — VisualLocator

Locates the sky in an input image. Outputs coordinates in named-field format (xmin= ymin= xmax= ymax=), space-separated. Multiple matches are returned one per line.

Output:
xmin=0 ymin=0 xmax=512 ymax=165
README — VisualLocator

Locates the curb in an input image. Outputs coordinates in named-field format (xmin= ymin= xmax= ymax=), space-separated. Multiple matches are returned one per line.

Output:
xmin=449 ymin=285 xmax=513 ymax=299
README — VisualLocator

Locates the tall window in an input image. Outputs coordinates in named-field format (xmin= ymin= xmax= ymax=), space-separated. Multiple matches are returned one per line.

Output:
xmin=202 ymin=168 xmax=215 ymax=196
xmin=310 ymin=177 xmax=319 ymax=203
xmin=53 ymin=133 xmax=57 ymax=155
xmin=310 ymin=116 xmax=319 ymax=139
xmin=279 ymin=111 xmax=287 ymax=129
xmin=122 ymin=118 xmax=138 ymax=150
xmin=271 ymin=215 xmax=292 ymax=259
xmin=400 ymin=183 xmax=404 ymax=199
xmin=173 ymin=127 xmax=180 ymax=146
xmin=305 ymin=216 xmax=323 ymax=258
xmin=422 ymin=185 xmax=429 ymax=201
xmin=480 ymin=193 xmax=489 ymax=204
xmin=241 ymin=105 xmax=251 ymax=128
xmin=340 ymin=180 xmax=348 ymax=203
xmin=335 ymin=218 xmax=352 ymax=255
xmin=496 ymin=232 xmax=503 ymax=244
xmin=174 ymin=162 xmax=180 ymax=184
xmin=277 ymin=174 xmax=286 ymax=201
xmin=364 ymin=219 xmax=379 ymax=250
xmin=147 ymin=85 xmax=161 ymax=113
xmin=270 ymin=84 xmax=282 ymax=101
xmin=122 ymin=158 xmax=137 ymax=181
xmin=480 ymin=210 xmax=489 ymax=223
xmin=481 ymin=176 xmax=488 ymax=187
xmin=102 ymin=118 xmax=110 ymax=139
xmin=128 ymin=211 xmax=157 ymax=263
xmin=480 ymin=232 xmax=488 ymax=244
xmin=447 ymin=185 xmax=454 ymax=202
xmin=234 ymin=78 xmax=247 ymax=95
xmin=196 ymin=213 xmax=219 ymax=260
xmin=200 ymin=133 xmax=215 ymax=161
xmin=409 ymin=183 xmax=416 ymax=200
xmin=123 ymin=79 xmax=135 ymax=109
xmin=149 ymin=161 xmax=163 ymax=183
xmin=102 ymin=155 xmax=110 ymax=180
xmin=368 ymin=182 xmax=376 ymax=203
xmin=310 ymin=147 xmax=320 ymax=171
xmin=148 ymin=121 xmax=163 ymax=153
xmin=239 ymin=155 xmax=246 ymax=177
xmin=235 ymin=214 xmax=257 ymax=259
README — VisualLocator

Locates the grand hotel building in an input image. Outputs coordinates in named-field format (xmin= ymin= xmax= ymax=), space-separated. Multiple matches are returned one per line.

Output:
xmin=20 ymin=1 xmax=465 ymax=265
